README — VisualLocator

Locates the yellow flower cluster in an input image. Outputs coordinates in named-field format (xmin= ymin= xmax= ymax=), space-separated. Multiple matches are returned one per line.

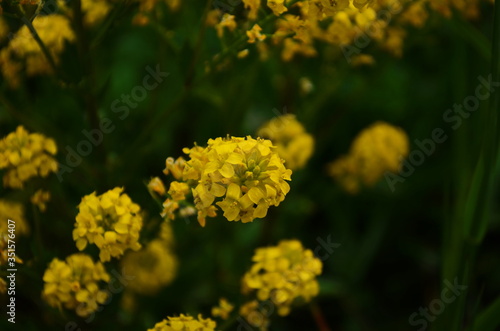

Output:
xmin=73 ymin=187 xmax=143 ymax=262
xmin=0 ymin=200 xmax=29 ymax=235
xmin=209 ymin=0 xmax=494 ymax=63
xmin=0 ymin=126 xmax=58 ymax=189
xmin=241 ymin=239 xmax=322 ymax=316
xmin=328 ymin=121 xmax=409 ymax=194
xmin=148 ymin=314 xmax=216 ymax=331
xmin=160 ymin=136 xmax=292 ymax=226
xmin=0 ymin=14 xmax=74 ymax=87
xmin=31 ymin=189 xmax=51 ymax=212
xmin=257 ymin=114 xmax=314 ymax=170
xmin=121 ymin=237 xmax=177 ymax=295
xmin=42 ymin=253 xmax=110 ymax=317
xmin=239 ymin=300 xmax=270 ymax=331
xmin=57 ymin=0 xmax=111 ymax=26
xmin=211 ymin=298 xmax=234 ymax=320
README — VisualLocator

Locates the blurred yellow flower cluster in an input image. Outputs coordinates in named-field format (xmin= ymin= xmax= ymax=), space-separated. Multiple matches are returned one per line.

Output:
xmin=257 ymin=114 xmax=314 ymax=170
xmin=328 ymin=121 xmax=409 ymax=194
xmin=73 ymin=187 xmax=143 ymax=262
xmin=0 ymin=126 xmax=58 ymax=189
xmin=132 ymin=0 xmax=181 ymax=25
xmin=42 ymin=253 xmax=110 ymax=317
xmin=211 ymin=298 xmax=234 ymax=320
xmin=241 ymin=239 xmax=322 ymax=317
xmin=147 ymin=313 xmax=216 ymax=331
xmin=0 ymin=14 xmax=74 ymax=87
xmin=57 ymin=0 xmax=111 ymax=26
xmin=0 ymin=200 xmax=28 ymax=235
xmin=121 ymin=230 xmax=177 ymax=295
xmin=31 ymin=189 xmax=51 ymax=212
xmin=158 ymin=136 xmax=292 ymax=226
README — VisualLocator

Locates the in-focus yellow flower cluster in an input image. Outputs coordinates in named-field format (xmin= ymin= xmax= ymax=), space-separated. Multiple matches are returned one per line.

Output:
xmin=42 ymin=253 xmax=110 ymax=317
xmin=0 ymin=14 xmax=74 ymax=87
xmin=0 ymin=126 xmax=58 ymax=189
xmin=328 ymin=121 xmax=409 ymax=194
xmin=147 ymin=313 xmax=216 ymax=331
xmin=73 ymin=187 xmax=143 ymax=262
xmin=241 ymin=239 xmax=322 ymax=317
xmin=159 ymin=136 xmax=292 ymax=226
xmin=121 ymin=222 xmax=177 ymax=295
xmin=257 ymin=114 xmax=314 ymax=170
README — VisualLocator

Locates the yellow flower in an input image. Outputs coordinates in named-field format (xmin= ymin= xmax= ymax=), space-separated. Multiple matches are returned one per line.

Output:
xmin=216 ymin=14 xmax=237 ymax=38
xmin=0 ymin=15 xmax=74 ymax=87
xmin=350 ymin=54 xmax=375 ymax=67
xmin=239 ymin=300 xmax=269 ymax=331
xmin=58 ymin=0 xmax=111 ymax=26
xmin=0 ymin=233 xmax=23 ymax=266
xmin=161 ymin=198 xmax=180 ymax=220
xmin=164 ymin=156 xmax=186 ymax=180
xmin=0 ymin=200 xmax=29 ymax=236
xmin=121 ymin=239 xmax=177 ymax=295
xmin=31 ymin=189 xmax=51 ymax=212
xmin=241 ymin=240 xmax=322 ymax=317
xmin=73 ymin=187 xmax=143 ymax=262
xmin=0 ymin=126 xmax=58 ymax=189
xmin=42 ymin=253 xmax=110 ymax=317
xmin=257 ymin=114 xmax=314 ymax=170
xmin=247 ymin=24 xmax=266 ymax=43
xmin=328 ymin=121 xmax=409 ymax=194
xmin=268 ymin=0 xmax=288 ymax=16
xmin=148 ymin=177 xmax=167 ymax=196
xmin=148 ymin=314 xmax=216 ymax=331
xmin=168 ymin=181 xmax=190 ymax=201
xmin=176 ymin=136 xmax=292 ymax=226
xmin=211 ymin=298 xmax=234 ymax=320
xmin=243 ymin=0 xmax=261 ymax=20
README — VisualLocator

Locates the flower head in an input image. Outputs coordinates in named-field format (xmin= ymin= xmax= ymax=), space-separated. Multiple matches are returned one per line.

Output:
xmin=257 ymin=114 xmax=314 ymax=170
xmin=247 ymin=24 xmax=266 ymax=43
xmin=328 ymin=121 xmax=409 ymax=193
xmin=0 ymin=200 xmax=29 ymax=235
xmin=211 ymin=298 xmax=234 ymax=320
xmin=0 ymin=126 xmax=58 ymax=188
xmin=177 ymin=136 xmax=292 ymax=226
xmin=242 ymin=239 xmax=322 ymax=316
xmin=148 ymin=314 xmax=216 ymax=331
xmin=42 ymin=254 xmax=110 ymax=317
xmin=31 ymin=189 xmax=51 ymax=212
xmin=73 ymin=187 xmax=143 ymax=262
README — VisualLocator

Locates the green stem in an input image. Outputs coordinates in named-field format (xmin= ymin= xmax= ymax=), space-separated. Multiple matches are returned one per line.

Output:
xmin=20 ymin=17 xmax=59 ymax=75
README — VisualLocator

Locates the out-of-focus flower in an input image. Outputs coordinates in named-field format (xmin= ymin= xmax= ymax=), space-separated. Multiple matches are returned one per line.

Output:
xmin=211 ymin=298 xmax=234 ymax=320
xmin=243 ymin=0 xmax=261 ymax=20
xmin=73 ymin=187 xmax=143 ymax=262
xmin=328 ymin=121 xmax=409 ymax=194
xmin=168 ymin=181 xmax=190 ymax=201
xmin=0 ymin=15 xmax=74 ymax=87
xmin=0 ymin=233 xmax=23 ymax=266
xmin=147 ymin=314 xmax=216 ymax=331
xmin=148 ymin=177 xmax=167 ymax=196
xmin=268 ymin=0 xmax=287 ymax=16
xmin=0 ymin=126 xmax=58 ymax=189
xmin=177 ymin=136 xmax=292 ymax=226
xmin=247 ymin=24 xmax=266 ymax=43
xmin=31 ymin=189 xmax=51 ymax=212
xmin=58 ymin=0 xmax=111 ymax=26
xmin=239 ymin=300 xmax=270 ymax=331
xmin=0 ymin=200 xmax=29 ymax=235
xmin=350 ymin=54 xmax=375 ymax=67
xmin=132 ymin=0 xmax=182 ymax=25
xmin=242 ymin=239 xmax=322 ymax=316
xmin=42 ymin=254 xmax=110 ymax=317
xmin=257 ymin=114 xmax=314 ymax=170
xmin=121 ymin=239 xmax=177 ymax=295
xmin=216 ymin=14 xmax=237 ymax=38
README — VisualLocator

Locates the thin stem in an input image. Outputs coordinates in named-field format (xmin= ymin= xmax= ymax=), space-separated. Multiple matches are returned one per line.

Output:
xmin=310 ymin=302 xmax=331 ymax=331
xmin=20 ymin=17 xmax=58 ymax=74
